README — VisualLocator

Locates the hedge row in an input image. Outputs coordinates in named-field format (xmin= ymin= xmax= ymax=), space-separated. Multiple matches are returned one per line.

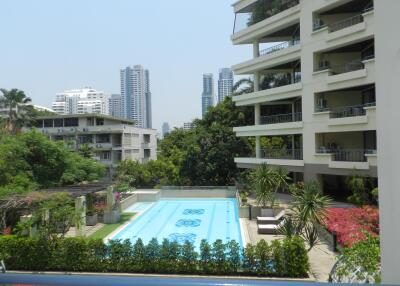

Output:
xmin=0 ymin=236 xmax=309 ymax=277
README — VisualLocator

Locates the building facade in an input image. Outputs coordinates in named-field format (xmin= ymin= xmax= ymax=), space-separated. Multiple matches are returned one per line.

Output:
xmin=108 ymin=94 xmax=124 ymax=118
xmin=161 ymin=122 xmax=170 ymax=138
xmin=231 ymin=0 xmax=376 ymax=198
xmin=183 ymin=122 xmax=194 ymax=130
xmin=201 ymin=73 xmax=214 ymax=117
xmin=52 ymin=88 xmax=110 ymax=115
xmin=120 ymin=65 xmax=152 ymax=128
xmin=218 ymin=68 xmax=234 ymax=103
xmin=30 ymin=114 xmax=157 ymax=169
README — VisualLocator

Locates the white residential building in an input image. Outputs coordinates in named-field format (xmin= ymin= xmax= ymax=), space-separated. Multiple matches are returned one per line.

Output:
xmin=183 ymin=122 xmax=194 ymax=130
xmin=231 ymin=0 xmax=377 ymax=198
xmin=108 ymin=94 xmax=124 ymax=118
xmin=52 ymin=88 xmax=110 ymax=115
xmin=120 ymin=65 xmax=152 ymax=128
xmin=31 ymin=114 xmax=157 ymax=169
xmin=218 ymin=68 xmax=234 ymax=103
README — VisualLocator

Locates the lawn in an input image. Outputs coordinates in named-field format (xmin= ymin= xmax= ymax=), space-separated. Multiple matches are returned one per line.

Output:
xmin=88 ymin=212 xmax=136 ymax=239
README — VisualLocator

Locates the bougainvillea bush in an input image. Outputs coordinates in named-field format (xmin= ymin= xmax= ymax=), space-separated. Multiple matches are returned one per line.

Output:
xmin=324 ymin=206 xmax=379 ymax=247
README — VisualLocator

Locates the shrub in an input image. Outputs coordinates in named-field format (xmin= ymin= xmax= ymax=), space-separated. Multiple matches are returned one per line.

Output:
xmin=324 ymin=206 xmax=379 ymax=247
xmin=0 ymin=236 xmax=310 ymax=278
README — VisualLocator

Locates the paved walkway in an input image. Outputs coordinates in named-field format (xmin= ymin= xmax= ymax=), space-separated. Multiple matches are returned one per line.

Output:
xmin=65 ymin=223 xmax=104 ymax=237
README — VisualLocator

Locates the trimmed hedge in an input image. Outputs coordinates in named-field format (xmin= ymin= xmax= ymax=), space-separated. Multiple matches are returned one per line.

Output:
xmin=0 ymin=236 xmax=309 ymax=277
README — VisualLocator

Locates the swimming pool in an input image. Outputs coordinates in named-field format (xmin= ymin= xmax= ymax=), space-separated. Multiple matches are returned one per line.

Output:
xmin=111 ymin=198 xmax=243 ymax=250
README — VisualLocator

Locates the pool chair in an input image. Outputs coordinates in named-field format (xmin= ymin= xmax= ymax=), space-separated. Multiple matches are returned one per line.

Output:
xmin=257 ymin=219 xmax=285 ymax=235
xmin=257 ymin=210 xmax=285 ymax=225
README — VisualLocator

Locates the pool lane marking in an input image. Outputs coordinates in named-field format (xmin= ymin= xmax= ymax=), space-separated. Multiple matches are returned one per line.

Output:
xmin=206 ymin=203 xmax=217 ymax=243
xmin=104 ymin=202 xmax=156 ymax=242
xmin=113 ymin=201 xmax=168 ymax=241
xmin=153 ymin=201 xmax=180 ymax=239
xmin=226 ymin=201 xmax=231 ymax=242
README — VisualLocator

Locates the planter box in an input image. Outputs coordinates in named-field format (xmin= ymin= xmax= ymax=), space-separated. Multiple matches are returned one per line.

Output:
xmin=103 ymin=210 xmax=120 ymax=224
xmin=86 ymin=214 xmax=98 ymax=226
xmin=261 ymin=208 xmax=274 ymax=217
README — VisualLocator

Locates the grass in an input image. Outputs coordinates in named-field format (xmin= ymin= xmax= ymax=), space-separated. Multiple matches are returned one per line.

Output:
xmin=88 ymin=212 xmax=136 ymax=239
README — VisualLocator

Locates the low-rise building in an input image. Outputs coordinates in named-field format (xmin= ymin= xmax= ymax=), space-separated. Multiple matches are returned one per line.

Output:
xmin=30 ymin=114 xmax=157 ymax=169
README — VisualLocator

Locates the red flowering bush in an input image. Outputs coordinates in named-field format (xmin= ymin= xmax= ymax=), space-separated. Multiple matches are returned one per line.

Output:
xmin=324 ymin=206 xmax=379 ymax=247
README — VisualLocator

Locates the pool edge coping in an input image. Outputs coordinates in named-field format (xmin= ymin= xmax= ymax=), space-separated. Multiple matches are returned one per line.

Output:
xmin=5 ymin=271 xmax=316 ymax=282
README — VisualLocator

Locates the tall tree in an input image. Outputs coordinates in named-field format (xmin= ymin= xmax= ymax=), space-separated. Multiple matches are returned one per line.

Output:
xmin=0 ymin=88 xmax=33 ymax=133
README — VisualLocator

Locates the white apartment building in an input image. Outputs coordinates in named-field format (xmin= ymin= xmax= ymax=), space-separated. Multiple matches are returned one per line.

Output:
xmin=31 ymin=114 xmax=157 ymax=169
xmin=52 ymin=88 xmax=110 ymax=115
xmin=231 ymin=0 xmax=376 ymax=198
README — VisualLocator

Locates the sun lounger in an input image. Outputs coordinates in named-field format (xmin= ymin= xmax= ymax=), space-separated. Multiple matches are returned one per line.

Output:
xmin=257 ymin=219 xmax=285 ymax=235
xmin=257 ymin=210 xmax=285 ymax=225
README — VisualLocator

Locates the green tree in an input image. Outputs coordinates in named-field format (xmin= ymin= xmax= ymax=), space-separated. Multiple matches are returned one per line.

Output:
xmin=0 ymin=88 xmax=33 ymax=134
xmin=232 ymin=78 xmax=254 ymax=95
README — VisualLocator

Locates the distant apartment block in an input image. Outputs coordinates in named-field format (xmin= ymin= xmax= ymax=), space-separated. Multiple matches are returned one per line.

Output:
xmin=231 ymin=0 xmax=376 ymax=198
xmin=218 ymin=68 xmax=234 ymax=103
xmin=52 ymin=88 xmax=109 ymax=115
xmin=108 ymin=94 xmax=123 ymax=118
xmin=202 ymin=73 xmax=214 ymax=117
xmin=161 ymin=122 xmax=170 ymax=138
xmin=120 ymin=65 xmax=152 ymax=128
xmin=30 ymin=114 xmax=157 ymax=168
xmin=183 ymin=122 xmax=194 ymax=130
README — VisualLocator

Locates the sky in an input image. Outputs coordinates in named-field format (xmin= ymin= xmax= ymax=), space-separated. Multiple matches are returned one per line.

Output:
xmin=0 ymin=0 xmax=251 ymax=132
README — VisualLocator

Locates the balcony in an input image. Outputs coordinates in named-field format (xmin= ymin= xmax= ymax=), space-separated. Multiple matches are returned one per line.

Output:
xmin=316 ymin=148 xmax=377 ymax=170
xmin=233 ymin=0 xmax=299 ymax=34
xmin=260 ymin=39 xmax=300 ymax=56
xmin=316 ymin=103 xmax=375 ymax=119
xmin=232 ymin=0 xmax=300 ymax=44
xmin=261 ymin=148 xmax=303 ymax=160
xmin=260 ymin=112 xmax=302 ymax=124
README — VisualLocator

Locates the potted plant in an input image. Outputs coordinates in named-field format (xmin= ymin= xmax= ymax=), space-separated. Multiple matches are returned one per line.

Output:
xmin=240 ymin=191 xmax=249 ymax=206
xmin=85 ymin=194 xmax=98 ymax=226
xmin=251 ymin=164 xmax=289 ymax=216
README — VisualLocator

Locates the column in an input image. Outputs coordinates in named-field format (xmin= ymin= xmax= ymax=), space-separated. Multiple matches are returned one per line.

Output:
xmin=255 ymin=136 xmax=261 ymax=159
xmin=253 ymin=40 xmax=259 ymax=58
xmin=375 ymin=1 xmax=400 ymax=283
xmin=254 ymin=71 xmax=260 ymax=92
xmin=75 ymin=196 xmax=86 ymax=237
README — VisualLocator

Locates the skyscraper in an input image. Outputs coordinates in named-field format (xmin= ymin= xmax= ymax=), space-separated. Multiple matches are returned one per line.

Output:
xmin=108 ymin=94 xmax=123 ymax=118
xmin=161 ymin=122 xmax=170 ymax=138
xmin=202 ymin=73 xmax=214 ymax=118
xmin=120 ymin=65 xmax=152 ymax=128
xmin=218 ymin=68 xmax=234 ymax=103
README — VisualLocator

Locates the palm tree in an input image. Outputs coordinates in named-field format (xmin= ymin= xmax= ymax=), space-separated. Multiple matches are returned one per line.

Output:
xmin=232 ymin=78 xmax=254 ymax=96
xmin=0 ymin=88 xmax=33 ymax=133
xmin=252 ymin=164 xmax=290 ymax=209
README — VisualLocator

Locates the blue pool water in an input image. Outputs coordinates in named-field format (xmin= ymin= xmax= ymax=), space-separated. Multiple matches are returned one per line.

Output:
xmin=111 ymin=198 xmax=243 ymax=250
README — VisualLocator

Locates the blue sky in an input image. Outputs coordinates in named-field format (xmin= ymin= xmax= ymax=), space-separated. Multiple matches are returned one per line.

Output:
xmin=0 ymin=0 xmax=250 ymax=132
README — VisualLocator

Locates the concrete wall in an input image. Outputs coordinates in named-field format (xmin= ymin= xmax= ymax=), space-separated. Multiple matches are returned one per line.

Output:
xmin=120 ymin=193 xmax=137 ymax=211
xmin=375 ymin=0 xmax=400 ymax=283
xmin=161 ymin=187 xmax=237 ymax=199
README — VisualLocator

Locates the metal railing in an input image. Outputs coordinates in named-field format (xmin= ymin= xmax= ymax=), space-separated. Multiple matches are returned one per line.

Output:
xmin=317 ymin=148 xmax=376 ymax=162
xmin=328 ymin=14 xmax=364 ymax=33
xmin=316 ymin=103 xmax=376 ymax=118
xmin=260 ymin=112 xmax=302 ymax=124
xmin=330 ymin=59 xmax=365 ymax=75
xmin=261 ymin=148 xmax=303 ymax=160
xmin=260 ymin=39 xmax=300 ymax=56
xmin=259 ymin=73 xmax=301 ymax=91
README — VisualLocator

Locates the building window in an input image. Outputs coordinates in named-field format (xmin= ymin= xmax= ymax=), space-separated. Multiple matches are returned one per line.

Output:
xmin=96 ymin=118 xmax=104 ymax=126
xmin=96 ymin=134 xmax=110 ymax=143
xmin=43 ymin=119 xmax=53 ymax=128
xmin=99 ymin=152 xmax=111 ymax=160
xmin=54 ymin=119 xmax=63 ymax=127
xmin=64 ymin=118 xmax=79 ymax=127
xmin=34 ymin=120 xmax=43 ymax=128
